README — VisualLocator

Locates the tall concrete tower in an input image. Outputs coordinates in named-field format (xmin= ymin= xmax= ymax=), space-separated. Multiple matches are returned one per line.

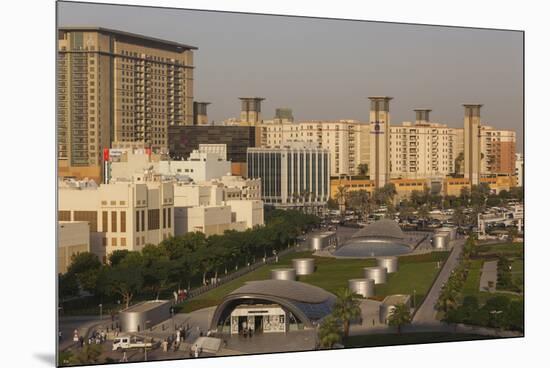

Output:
xmin=368 ymin=96 xmax=393 ymax=188
xmin=193 ymin=102 xmax=210 ymax=125
xmin=239 ymin=97 xmax=265 ymax=125
xmin=414 ymin=108 xmax=431 ymax=125
xmin=463 ymin=104 xmax=483 ymax=186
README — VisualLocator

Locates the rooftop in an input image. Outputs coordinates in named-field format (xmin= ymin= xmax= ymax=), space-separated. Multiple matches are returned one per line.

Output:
xmin=59 ymin=26 xmax=197 ymax=51
xmin=229 ymin=280 xmax=334 ymax=304
xmin=351 ymin=219 xmax=405 ymax=240
xmin=382 ymin=294 xmax=411 ymax=306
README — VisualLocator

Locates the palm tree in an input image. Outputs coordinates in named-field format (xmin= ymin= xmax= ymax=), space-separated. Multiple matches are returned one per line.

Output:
xmin=332 ymin=288 xmax=362 ymax=337
xmin=318 ymin=315 xmax=342 ymax=349
xmin=387 ymin=303 xmax=412 ymax=334
xmin=334 ymin=185 xmax=348 ymax=214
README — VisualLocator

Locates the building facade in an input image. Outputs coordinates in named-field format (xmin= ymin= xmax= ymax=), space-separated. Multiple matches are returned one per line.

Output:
xmin=58 ymin=221 xmax=91 ymax=273
xmin=58 ymin=179 xmax=174 ymax=262
xmin=168 ymin=125 xmax=261 ymax=176
xmin=247 ymin=143 xmax=330 ymax=213
xmin=515 ymin=153 xmax=524 ymax=187
xmin=58 ymin=27 xmax=196 ymax=181
xmin=480 ymin=126 xmax=516 ymax=176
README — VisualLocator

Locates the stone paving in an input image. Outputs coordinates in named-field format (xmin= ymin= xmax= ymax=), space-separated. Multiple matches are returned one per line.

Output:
xmin=479 ymin=260 xmax=498 ymax=292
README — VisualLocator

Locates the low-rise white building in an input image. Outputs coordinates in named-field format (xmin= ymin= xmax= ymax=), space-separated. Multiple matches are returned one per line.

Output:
xmin=58 ymin=178 xmax=174 ymax=262
xmin=58 ymin=221 xmax=91 ymax=273
xmin=109 ymin=147 xmax=231 ymax=184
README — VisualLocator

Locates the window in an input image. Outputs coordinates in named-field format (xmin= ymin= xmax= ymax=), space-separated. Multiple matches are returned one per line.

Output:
xmin=102 ymin=237 xmax=107 ymax=247
xmin=112 ymin=238 xmax=117 ymax=246
xmin=120 ymin=237 xmax=126 ymax=247
xmin=141 ymin=210 xmax=145 ymax=232
xmin=58 ymin=211 xmax=70 ymax=221
xmin=136 ymin=210 xmax=140 ymax=232
xmin=148 ymin=209 xmax=160 ymax=230
xmin=111 ymin=211 xmax=117 ymax=232
xmin=162 ymin=208 xmax=167 ymax=229
xmin=102 ymin=211 xmax=108 ymax=232
xmin=74 ymin=211 xmax=97 ymax=232
xmin=120 ymin=211 xmax=126 ymax=232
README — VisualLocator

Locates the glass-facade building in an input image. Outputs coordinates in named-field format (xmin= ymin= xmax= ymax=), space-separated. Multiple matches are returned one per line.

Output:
xmin=247 ymin=144 xmax=330 ymax=213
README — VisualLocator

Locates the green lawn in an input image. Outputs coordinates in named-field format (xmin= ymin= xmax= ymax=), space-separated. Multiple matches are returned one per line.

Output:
xmin=462 ymin=259 xmax=483 ymax=297
xmin=344 ymin=332 xmax=496 ymax=348
xmin=178 ymin=251 xmax=449 ymax=313
xmin=373 ymin=261 xmax=441 ymax=307
xmin=511 ymin=260 xmax=524 ymax=291
xmin=477 ymin=242 xmax=524 ymax=257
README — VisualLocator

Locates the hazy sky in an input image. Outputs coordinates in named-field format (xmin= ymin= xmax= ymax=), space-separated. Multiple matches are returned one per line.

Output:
xmin=58 ymin=1 xmax=524 ymax=151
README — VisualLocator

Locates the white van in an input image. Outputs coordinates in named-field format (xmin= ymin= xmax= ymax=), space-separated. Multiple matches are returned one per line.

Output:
xmin=112 ymin=336 xmax=153 ymax=351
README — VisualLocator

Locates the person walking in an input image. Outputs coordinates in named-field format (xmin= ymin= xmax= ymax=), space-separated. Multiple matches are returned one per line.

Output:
xmin=162 ymin=339 xmax=168 ymax=352
xmin=79 ymin=336 xmax=84 ymax=348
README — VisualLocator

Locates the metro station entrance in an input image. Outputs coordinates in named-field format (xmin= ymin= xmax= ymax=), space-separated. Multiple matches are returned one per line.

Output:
xmin=230 ymin=304 xmax=287 ymax=335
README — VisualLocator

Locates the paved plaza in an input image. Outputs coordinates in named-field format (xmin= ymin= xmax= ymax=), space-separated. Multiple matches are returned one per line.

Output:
xmin=479 ymin=260 xmax=498 ymax=292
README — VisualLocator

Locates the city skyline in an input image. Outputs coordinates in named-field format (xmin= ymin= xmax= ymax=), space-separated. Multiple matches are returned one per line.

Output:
xmin=58 ymin=2 xmax=524 ymax=152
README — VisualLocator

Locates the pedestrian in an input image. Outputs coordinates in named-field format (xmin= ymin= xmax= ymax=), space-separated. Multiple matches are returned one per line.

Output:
xmin=79 ymin=336 xmax=84 ymax=348
xmin=372 ymin=319 xmax=375 ymax=326
xmin=162 ymin=339 xmax=168 ymax=352
xmin=59 ymin=331 xmax=63 ymax=342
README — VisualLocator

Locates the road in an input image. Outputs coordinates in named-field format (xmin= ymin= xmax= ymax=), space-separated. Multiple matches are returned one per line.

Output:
xmin=412 ymin=238 xmax=465 ymax=325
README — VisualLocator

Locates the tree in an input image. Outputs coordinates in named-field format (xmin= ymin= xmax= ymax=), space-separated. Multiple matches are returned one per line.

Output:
xmin=454 ymin=152 xmax=464 ymax=175
xmin=97 ymin=253 xmax=144 ymax=308
xmin=387 ymin=303 xmax=412 ymax=334
xmin=318 ymin=315 xmax=342 ymax=349
xmin=67 ymin=252 xmax=101 ymax=275
xmin=357 ymin=163 xmax=369 ymax=176
xmin=66 ymin=252 xmax=102 ymax=295
xmin=346 ymin=190 xmax=370 ymax=220
xmin=332 ymin=288 xmax=362 ymax=337
xmin=108 ymin=250 xmax=129 ymax=266
xmin=58 ymin=272 xmax=79 ymax=301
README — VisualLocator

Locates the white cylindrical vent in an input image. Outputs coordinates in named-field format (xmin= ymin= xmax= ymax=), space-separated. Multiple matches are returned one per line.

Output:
xmin=364 ymin=266 xmax=387 ymax=284
xmin=377 ymin=256 xmax=399 ymax=273
xmin=271 ymin=268 xmax=296 ymax=281
xmin=292 ymin=258 xmax=315 ymax=275
xmin=348 ymin=278 xmax=375 ymax=298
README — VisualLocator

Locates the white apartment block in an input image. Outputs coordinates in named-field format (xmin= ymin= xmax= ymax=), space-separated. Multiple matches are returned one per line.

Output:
xmin=58 ymin=179 xmax=174 ymax=262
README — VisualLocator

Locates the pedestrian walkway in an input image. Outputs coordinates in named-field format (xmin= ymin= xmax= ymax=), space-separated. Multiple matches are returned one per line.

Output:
xmin=412 ymin=238 xmax=465 ymax=324
xmin=479 ymin=260 xmax=498 ymax=292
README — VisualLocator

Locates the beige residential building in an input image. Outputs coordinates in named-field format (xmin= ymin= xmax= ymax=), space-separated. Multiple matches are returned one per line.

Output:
xmin=58 ymin=221 xmax=91 ymax=273
xmin=389 ymin=110 xmax=462 ymax=179
xmin=260 ymin=119 xmax=367 ymax=177
xmin=58 ymin=27 xmax=196 ymax=182
xmin=58 ymin=178 xmax=174 ymax=262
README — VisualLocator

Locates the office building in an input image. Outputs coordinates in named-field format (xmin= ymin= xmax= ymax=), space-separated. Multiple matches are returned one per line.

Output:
xmin=58 ymin=27 xmax=196 ymax=182
xmin=168 ymin=125 xmax=261 ymax=176
xmin=247 ymin=142 xmax=330 ymax=213
xmin=239 ymin=97 xmax=265 ymax=125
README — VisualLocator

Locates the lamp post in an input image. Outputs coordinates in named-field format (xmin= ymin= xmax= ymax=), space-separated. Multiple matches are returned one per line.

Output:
xmin=413 ymin=289 xmax=416 ymax=309
xmin=99 ymin=303 xmax=103 ymax=321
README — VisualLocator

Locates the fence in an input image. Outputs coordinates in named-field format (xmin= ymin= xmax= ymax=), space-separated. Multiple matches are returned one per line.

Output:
xmin=181 ymin=245 xmax=300 ymax=301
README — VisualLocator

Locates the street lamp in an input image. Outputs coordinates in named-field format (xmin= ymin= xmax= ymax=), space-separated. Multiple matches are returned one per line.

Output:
xmin=99 ymin=303 xmax=103 ymax=321
xmin=413 ymin=289 xmax=416 ymax=309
